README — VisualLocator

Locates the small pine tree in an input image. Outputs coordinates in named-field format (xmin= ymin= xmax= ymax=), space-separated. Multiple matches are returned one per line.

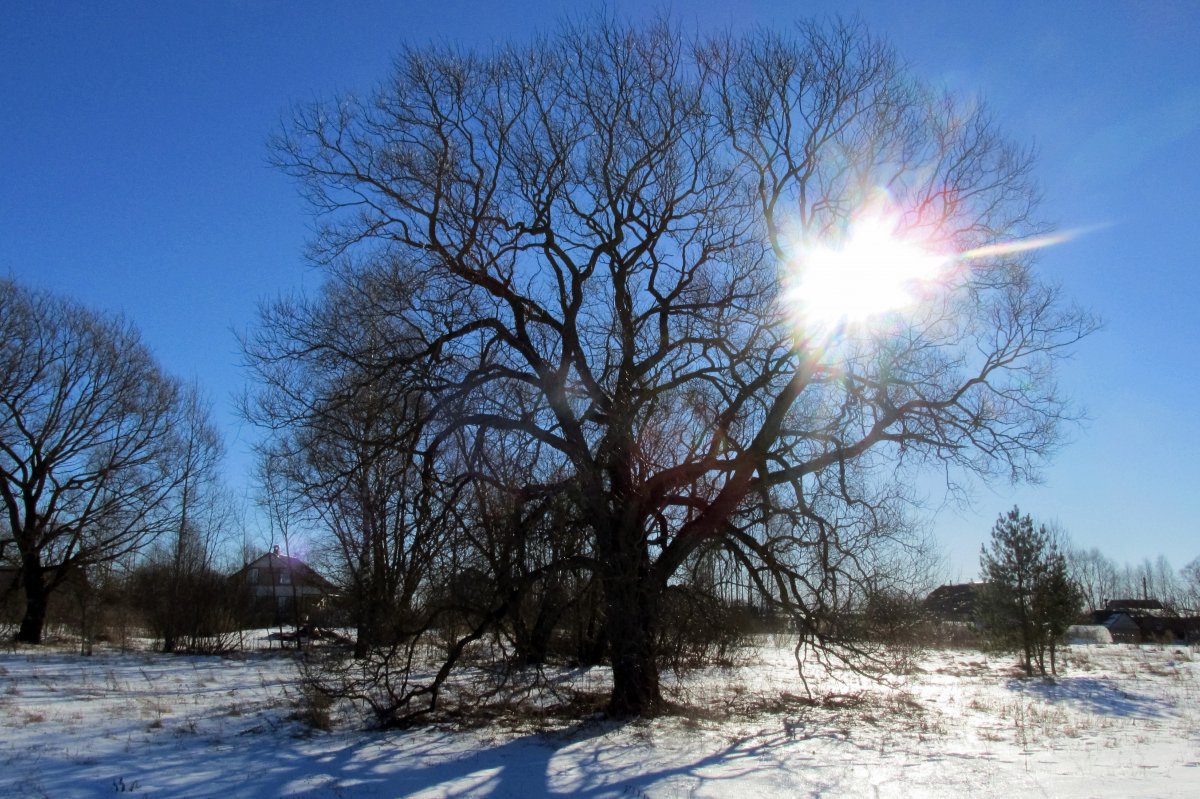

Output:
xmin=1033 ymin=548 xmax=1080 ymax=675
xmin=978 ymin=507 xmax=1081 ymax=676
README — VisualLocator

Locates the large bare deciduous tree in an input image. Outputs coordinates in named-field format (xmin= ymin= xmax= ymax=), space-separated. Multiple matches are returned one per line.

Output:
xmin=268 ymin=17 xmax=1095 ymax=717
xmin=0 ymin=278 xmax=192 ymax=644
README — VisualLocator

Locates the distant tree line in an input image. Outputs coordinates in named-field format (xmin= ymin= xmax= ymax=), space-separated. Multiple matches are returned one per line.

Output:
xmin=1067 ymin=547 xmax=1200 ymax=615
xmin=964 ymin=506 xmax=1199 ymax=678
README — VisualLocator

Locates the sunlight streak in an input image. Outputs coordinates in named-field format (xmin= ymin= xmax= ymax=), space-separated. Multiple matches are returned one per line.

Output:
xmin=958 ymin=224 xmax=1108 ymax=261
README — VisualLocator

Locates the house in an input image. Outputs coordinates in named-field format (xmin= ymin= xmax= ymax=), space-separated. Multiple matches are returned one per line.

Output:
xmin=923 ymin=582 xmax=987 ymax=623
xmin=1090 ymin=598 xmax=1200 ymax=644
xmin=230 ymin=547 xmax=335 ymax=625
xmin=1099 ymin=612 xmax=1142 ymax=644
xmin=1132 ymin=614 xmax=1200 ymax=644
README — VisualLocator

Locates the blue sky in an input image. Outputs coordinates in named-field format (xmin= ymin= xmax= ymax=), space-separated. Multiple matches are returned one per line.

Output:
xmin=3 ymin=1 xmax=1198 ymax=578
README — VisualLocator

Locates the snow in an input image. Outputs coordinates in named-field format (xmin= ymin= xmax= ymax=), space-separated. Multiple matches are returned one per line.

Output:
xmin=1066 ymin=624 xmax=1114 ymax=645
xmin=1 ymin=639 xmax=1197 ymax=797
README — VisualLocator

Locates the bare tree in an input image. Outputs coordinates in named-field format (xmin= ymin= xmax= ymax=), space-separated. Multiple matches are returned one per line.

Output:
xmin=255 ymin=451 xmax=308 ymax=638
xmin=155 ymin=384 xmax=226 ymax=652
xmin=244 ymin=270 xmax=450 ymax=656
xmin=1068 ymin=546 xmax=1119 ymax=612
xmin=131 ymin=479 xmax=245 ymax=654
xmin=0 ymin=278 xmax=188 ymax=644
xmin=1181 ymin=557 xmax=1200 ymax=613
xmin=1147 ymin=556 xmax=1183 ymax=610
xmin=269 ymin=17 xmax=1095 ymax=717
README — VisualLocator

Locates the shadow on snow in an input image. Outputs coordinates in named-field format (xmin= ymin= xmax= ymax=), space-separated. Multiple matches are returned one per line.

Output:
xmin=27 ymin=717 xmax=796 ymax=798
xmin=1004 ymin=675 xmax=1169 ymax=720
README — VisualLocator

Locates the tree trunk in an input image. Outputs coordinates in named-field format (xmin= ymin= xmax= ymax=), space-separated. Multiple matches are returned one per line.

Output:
xmin=607 ymin=623 xmax=660 ymax=715
xmin=1019 ymin=615 xmax=1034 ymax=676
xmin=77 ymin=577 xmax=94 ymax=656
xmin=16 ymin=553 xmax=48 ymax=644
xmin=354 ymin=597 xmax=376 ymax=658
xmin=354 ymin=576 xmax=383 ymax=658
xmin=600 ymin=525 xmax=662 ymax=717
xmin=354 ymin=621 xmax=370 ymax=659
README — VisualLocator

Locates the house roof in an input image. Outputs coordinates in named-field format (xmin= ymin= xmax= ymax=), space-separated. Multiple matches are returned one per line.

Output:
xmin=924 ymin=582 xmax=987 ymax=620
xmin=1101 ymin=612 xmax=1141 ymax=631
xmin=1105 ymin=598 xmax=1165 ymax=612
xmin=231 ymin=549 xmax=335 ymax=592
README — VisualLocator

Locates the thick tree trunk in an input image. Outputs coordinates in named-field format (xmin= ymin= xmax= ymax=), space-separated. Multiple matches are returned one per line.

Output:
xmin=354 ymin=621 xmax=371 ymax=659
xmin=601 ymin=526 xmax=663 ymax=717
xmin=354 ymin=577 xmax=385 ymax=658
xmin=1019 ymin=616 xmax=1034 ymax=676
xmin=607 ymin=595 xmax=661 ymax=716
xmin=16 ymin=554 xmax=48 ymax=644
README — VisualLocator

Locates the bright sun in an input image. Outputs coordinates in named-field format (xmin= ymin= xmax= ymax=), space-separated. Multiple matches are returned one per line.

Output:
xmin=784 ymin=213 xmax=949 ymax=331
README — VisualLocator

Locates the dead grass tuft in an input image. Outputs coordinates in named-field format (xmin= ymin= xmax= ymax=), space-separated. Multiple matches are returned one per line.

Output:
xmin=289 ymin=683 xmax=334 ymax=732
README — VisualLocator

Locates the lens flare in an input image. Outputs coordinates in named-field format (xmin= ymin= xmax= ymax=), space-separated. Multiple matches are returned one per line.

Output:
xmin=783 ymin=213 xmax=949 ymax=331
xmin=957 ymin=224 xmax=1107 ymax=261
xmin=782 ymin=207 xmax=1102 ymax=343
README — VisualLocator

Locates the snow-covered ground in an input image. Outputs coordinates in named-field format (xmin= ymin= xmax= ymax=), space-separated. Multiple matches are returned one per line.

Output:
xmin=1 ymin=638 xmax=1197 ymax=797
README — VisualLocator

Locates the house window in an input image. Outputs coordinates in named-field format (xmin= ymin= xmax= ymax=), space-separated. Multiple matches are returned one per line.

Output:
xmin=280 ymin=572 xmax=291 ymax=585
xmin=249 ymin=568 xmax=259 ymax=583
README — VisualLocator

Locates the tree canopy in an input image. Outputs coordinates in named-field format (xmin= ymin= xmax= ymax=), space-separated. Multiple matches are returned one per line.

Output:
xmin=255 ymin=16 xmax=1095 ymax=718
xmin=0 ymin=278 xmax=202 ymax=644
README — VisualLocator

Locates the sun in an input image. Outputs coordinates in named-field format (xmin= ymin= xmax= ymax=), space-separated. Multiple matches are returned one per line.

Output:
xmin=783 ymin=212 xmax=949 ymax=332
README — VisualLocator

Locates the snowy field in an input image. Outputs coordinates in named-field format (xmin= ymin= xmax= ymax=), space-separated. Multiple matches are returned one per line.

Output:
xmin=1 ymin=638 xmax=1197 ymax=798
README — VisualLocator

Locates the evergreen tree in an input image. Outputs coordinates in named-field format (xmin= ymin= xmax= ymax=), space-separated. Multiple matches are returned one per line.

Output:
xmin=978 ymin=507 xmax=1081 ymax=676
xmin=1033 ymin=548 xmax=1080 ymax=675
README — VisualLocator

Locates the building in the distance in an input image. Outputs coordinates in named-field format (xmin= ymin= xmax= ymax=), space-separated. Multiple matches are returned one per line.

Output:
xmin=230 ymin=546 xmax=335 ymax=626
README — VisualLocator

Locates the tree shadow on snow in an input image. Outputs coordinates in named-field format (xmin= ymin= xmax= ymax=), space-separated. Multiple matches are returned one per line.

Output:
xmin=313 ymin=719 xmax=784 ymax=798
xmin=69 ymin=716 xmax=796 ymax=798
xmin=1004 ymin=676 xmax=1168 ymax=720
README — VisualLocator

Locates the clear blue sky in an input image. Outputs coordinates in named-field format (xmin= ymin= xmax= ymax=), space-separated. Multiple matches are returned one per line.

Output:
xmin=3 ymin=1 xmax=1198 ymax=578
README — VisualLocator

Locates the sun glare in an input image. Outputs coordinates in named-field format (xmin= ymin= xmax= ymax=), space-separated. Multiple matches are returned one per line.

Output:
xmin=784 ymin=213 xmax=948 ymax=332
xmin=781 ymin=200 xmax=1098 ymax=345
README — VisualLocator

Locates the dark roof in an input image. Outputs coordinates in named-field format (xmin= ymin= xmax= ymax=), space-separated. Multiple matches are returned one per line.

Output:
xmin=1133 ymin=615 xmax=1200 ymax=640
xmin=1100 ymin=612 xmax=1141 ymax=631
xmin=231 ymin=551 xmax=335 ymax=592
xmin=924 ymin=583 xmax=986 ymax=621
xmin=1105 ymin=598 xmax=1165 ymax=612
